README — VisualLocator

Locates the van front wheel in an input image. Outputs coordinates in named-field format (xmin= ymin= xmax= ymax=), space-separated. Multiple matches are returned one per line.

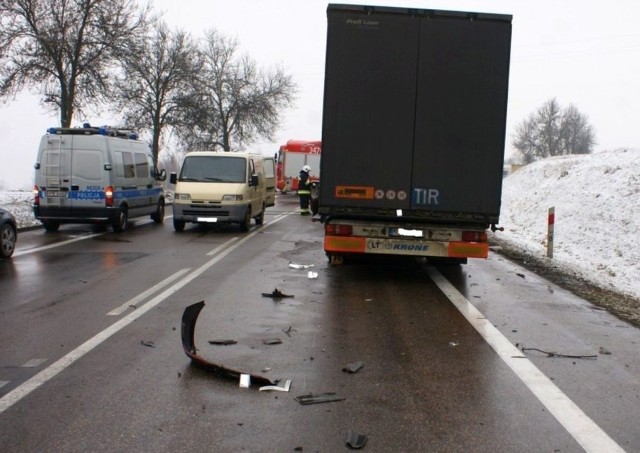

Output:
xmin=240 ymin=207 xmax=251 ymax=232
xmin=255 ymin=203 xmax=265 ymax=225
xmin=151 ymin=199 xmax=165 ymax=223
xmin=42 ymin=220 xmax=60 ymax=232
xmin=113 ymin=207 xmax=128 ymax=232
xmin=173 ymin=218 xmax=185 ymax=232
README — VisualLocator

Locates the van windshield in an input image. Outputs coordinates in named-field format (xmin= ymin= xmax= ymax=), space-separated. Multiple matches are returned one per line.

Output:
xmin=179 ymin=155 xmax=246 ymax=183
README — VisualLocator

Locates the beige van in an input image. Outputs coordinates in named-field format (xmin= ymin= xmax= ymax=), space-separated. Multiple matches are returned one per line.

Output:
xmin=170 ymin=151 xmax=274 ymax=232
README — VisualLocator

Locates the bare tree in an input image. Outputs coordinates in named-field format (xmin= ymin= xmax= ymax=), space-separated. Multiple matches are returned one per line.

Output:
xmin=114 ymin=21 xmax=199 ymax=162
xmin=560 ymin=104 xmax=596 ymax=156
xmin=178 ymin=29 xmax=297 ymax=152
xmin=512 ymin=98 xmax=596 ymax=164
xmin=0 ymin=0 xmax=150 ymax=127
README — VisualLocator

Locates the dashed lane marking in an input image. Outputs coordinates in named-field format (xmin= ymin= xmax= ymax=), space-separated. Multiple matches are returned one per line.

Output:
xmin=107 ymin=268 xmax=191 ymax=316
xmin=21 ymin=359 xmax=47 ymax=368
xmin=0 ymin=211 xmax=293 ymax=415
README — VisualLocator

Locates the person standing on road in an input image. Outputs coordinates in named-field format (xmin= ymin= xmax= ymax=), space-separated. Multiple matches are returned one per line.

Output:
xmin=298 ymin=165 xmax=312 ymax=215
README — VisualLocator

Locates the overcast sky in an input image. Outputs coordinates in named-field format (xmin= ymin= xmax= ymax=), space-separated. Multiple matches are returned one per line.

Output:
xmin=1 ymin=0 xmax=639 ymax=189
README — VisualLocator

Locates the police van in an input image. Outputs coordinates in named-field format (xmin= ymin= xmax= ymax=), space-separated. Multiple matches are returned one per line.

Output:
xmin=170 ymin=151 xmax=275 ymax=232
xmin=33 ymin=125 xmax=167 ymax=232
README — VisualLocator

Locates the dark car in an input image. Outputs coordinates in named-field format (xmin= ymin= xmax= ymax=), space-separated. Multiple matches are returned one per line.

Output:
xmin=0 ymin=207 xmax=17 ymax=259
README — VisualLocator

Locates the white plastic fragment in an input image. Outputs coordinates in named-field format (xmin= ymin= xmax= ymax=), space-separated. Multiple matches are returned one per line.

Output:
xmin=307 ymin=271 xmax=318 ymax=279
xmin=259 ymin=379 xmax=292 ymax=392
xmin=239 ymin=374 xmax=251 ymax=388
xmin=289 ymin=262 xmax=315 ymax=269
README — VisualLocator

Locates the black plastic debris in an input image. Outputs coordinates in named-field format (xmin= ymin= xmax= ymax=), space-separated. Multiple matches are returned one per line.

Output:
xmin=181 ymin=301 xmax=275 ymax=386
xmin=521 ymin=346 xmax=597 ymax=360
xmin=294 ymin=392 xmax=345 ymax=405
xmin=263 ymin=338 xmax=283 ymax=345
xmin=345 ymin=429 xmax=368 ymax=449
xmin=261 ymin=288 xmax=294 ymax=299
xmin=342 ymin=361 xmax=364 ymax=373
xmin=208 ymin=339 xmax=237 ymax=346
xmin=140 ymin=340 xmax=156 ymax=348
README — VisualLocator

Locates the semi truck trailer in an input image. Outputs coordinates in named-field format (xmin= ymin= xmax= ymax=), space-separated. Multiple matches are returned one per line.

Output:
xmin=318 ymin=4 xmax=512 ymax=264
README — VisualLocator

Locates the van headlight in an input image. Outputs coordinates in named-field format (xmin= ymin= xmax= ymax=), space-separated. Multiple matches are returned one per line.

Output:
xmin=222 ymin=194 xmax=243 ymax=201
xmin=175 ymin=193 xmax=191 ymax=200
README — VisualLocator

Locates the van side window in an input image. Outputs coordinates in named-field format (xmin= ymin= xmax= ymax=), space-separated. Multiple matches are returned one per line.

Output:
xmin=264 ymin=158 xmax=275 ymax=178
xmin=146 ymin=154 xmax=157 ymax=177
xmin=135 ymin=153 xmax=149 ymax=178
xmin=115 ymin=151 xmax=136 ymax=178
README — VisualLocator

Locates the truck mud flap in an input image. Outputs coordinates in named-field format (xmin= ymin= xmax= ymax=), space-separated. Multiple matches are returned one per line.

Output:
xmin=181 ymin=300 xmax=275 ymax=386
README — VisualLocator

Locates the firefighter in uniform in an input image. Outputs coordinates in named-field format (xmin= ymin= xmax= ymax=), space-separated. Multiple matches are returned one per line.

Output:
xmin=298 ymin=165 xmax=312 ymax=215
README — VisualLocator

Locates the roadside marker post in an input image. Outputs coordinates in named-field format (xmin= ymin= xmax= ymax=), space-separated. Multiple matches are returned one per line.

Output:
xmin=547 ymin=207 xmax=555 ymax=258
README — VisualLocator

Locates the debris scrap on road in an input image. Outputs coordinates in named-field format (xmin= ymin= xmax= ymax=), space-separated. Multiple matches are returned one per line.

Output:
xmin=342 ymin=361 xmax=364 ymax=373
xmin=294 ymin=392 xmax=345 ymax=405
xmin=345 ymin=429 xmax=368 ymax=449
xmin=261 ymin=288 xmax=294 ymax=299
xmin=181 ymin=301 xmax=276 ymax=386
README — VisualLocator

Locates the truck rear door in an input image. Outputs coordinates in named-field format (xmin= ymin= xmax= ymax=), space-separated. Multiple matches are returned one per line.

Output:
xmin=320 ymin=7 xmax=418 ymax=211
xmin=412 ymin=14 xmax=511 ymax=220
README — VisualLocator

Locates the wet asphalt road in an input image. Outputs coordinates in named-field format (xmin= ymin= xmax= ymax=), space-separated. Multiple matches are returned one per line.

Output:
xmin=0 ymin=195 xmax=637 ymax=452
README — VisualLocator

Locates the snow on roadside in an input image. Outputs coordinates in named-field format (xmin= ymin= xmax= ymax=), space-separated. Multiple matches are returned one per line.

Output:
xmin=0 ymin=190 xmax=39 ymax=228
xmin=496 ymin=148 xmax=640 ymax=300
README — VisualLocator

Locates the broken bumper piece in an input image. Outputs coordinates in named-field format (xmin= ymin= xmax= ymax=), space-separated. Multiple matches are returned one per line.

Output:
xmin=181 ymin=300 xmax=275 ymax=386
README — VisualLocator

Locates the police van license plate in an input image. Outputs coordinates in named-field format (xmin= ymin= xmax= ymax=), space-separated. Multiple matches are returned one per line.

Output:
xmin=198 ymin=217 xmax=218 ymax=223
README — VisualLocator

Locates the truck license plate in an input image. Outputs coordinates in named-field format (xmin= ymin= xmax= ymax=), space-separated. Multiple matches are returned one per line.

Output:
xmin=389 ymin=227 xmax=423 ymax=238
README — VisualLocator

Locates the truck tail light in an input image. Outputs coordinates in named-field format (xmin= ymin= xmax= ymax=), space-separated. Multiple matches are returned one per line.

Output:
xmin=462 ymin=231 xmax=487 ymax=242
xmin=33 ymin=185 xmax=40 ymax=206
xmin=325 ymin=224 xmax=353 ymax=236
xmin=105 ymin=186 xmax=114 ymax=207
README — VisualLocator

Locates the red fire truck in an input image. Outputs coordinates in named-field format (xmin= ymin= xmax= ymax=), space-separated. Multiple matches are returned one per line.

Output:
xmin=276 ymin=140 xmax=321 ymax=193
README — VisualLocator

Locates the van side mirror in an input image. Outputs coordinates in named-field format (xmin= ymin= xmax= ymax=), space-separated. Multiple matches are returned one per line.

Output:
xmin=170 ymin=172 xmax=177 ymax=185
xmin=250 ymin=174 xmax=259 ymax=187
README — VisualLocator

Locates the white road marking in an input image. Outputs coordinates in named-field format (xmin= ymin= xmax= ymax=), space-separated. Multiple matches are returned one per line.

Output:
xmin=207 ymin=237 xmax=240 ymax=256
xmin=0 ymin=381 xmax=9 ymax=389
xmin=13 ymin=232 xmax=105 ymax=257
xmin=0 ymin=211 xmax=292 ymax=415
xmin=107 ymin=268 xmax=191 ymax=316
xmin=21 ymin=359 xmax=47 ymax=368
xmin=427 ymin=267 xmax=625 ymax=453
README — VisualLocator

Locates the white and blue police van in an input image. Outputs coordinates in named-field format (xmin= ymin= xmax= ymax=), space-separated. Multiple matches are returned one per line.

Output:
xmin=33 ymin=125 xmax=166 ymax=232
